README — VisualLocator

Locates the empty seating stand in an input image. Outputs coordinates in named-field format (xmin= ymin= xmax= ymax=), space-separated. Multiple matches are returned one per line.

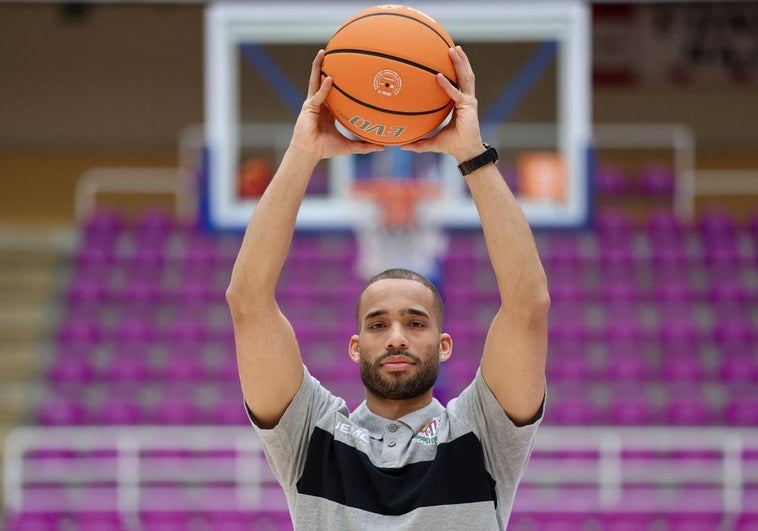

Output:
xmin=7 ymin=207 xmax=758 ymax=528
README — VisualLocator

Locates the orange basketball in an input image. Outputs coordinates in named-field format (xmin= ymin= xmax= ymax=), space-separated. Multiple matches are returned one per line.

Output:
xmin=321 ymin=5 xmax=457 ymax=146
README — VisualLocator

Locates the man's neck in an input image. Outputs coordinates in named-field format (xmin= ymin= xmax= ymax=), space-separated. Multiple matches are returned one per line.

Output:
xmin=364 ymin=391 xmax=434 ymax=420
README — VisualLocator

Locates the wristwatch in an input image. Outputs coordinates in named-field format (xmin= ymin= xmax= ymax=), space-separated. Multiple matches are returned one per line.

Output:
xmin=457 ymin=143 xmax=499 ymax=176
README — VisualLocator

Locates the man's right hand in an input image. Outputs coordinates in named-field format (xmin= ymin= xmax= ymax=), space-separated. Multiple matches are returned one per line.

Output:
xmin=289 ymin=49 xmax=385 ymax=164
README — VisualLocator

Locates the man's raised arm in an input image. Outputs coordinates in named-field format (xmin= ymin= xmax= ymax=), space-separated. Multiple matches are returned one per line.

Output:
xmin=403 ymin=47 xmax=549 ymax=425
xmin=226 ymin=51 xmax=383 ymax=428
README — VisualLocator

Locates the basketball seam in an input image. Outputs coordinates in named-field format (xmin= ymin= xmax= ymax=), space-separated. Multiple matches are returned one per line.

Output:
xmin=320 ymin=72 xmax=454 ymax=117
xmin=323 ymin=49 xmax=458 ymax=90
xmin=331 ymin=12 xmax=454 ymax=49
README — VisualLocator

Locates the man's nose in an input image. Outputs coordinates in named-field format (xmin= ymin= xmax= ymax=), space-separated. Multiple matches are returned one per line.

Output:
xmin=385 ymin=323 xmax=408 ymax=350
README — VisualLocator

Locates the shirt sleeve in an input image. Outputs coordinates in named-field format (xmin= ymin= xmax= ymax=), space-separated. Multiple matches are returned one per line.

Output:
xmin=447 ymin=368 xmax=545 ymax=488
xmin=246 ymin=366 xmax=347 ymax=489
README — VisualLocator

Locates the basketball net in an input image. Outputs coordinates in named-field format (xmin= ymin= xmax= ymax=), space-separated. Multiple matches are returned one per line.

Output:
xmin=349 ymin=178 xmax=448 ymax=281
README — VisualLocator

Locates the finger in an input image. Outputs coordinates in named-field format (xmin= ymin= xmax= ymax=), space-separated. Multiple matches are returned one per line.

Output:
xmin=400 ymin=137 xmax=431 ymax=153
xmin=309 ymin=75 xmax=332 ymax=107
xmin=449 ymin=45 xmax=475 ymax=95
xmin=437 ymin=73 xmax=463 ymax=102
xmin=308 ymin=49 xmax=326 ymax=97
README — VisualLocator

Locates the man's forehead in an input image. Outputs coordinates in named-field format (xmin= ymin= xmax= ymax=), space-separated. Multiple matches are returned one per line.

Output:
xmin=363 ymin=278 xmax=431 ymax=299
xmin=360 ymin=278 xmax=434 ymax=312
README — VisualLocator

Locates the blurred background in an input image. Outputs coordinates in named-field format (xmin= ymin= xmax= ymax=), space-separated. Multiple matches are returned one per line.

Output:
xmin=1 ymin=1 xmax=757 ymax=530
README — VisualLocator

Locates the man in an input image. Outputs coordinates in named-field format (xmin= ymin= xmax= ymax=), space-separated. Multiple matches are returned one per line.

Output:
xmin=226 ymin=46 xmax=549 ymax=530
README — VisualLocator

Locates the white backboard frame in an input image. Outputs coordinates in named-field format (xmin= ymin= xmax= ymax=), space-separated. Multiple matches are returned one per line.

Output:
xmin=205 ymin=1 xmax=591 ymax=230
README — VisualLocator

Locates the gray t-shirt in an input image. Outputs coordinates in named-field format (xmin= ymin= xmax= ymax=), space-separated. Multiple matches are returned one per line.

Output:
xmin=250 ymin=367 xmax=542 ymax=530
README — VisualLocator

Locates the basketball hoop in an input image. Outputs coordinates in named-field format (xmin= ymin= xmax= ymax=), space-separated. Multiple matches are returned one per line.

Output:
xmin=352 ymin=178 xmax=441 ymax=229
xmin=349 ymin=178 xmax=448 ymax=281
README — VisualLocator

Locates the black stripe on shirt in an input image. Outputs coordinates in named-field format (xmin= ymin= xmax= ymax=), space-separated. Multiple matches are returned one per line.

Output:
xmin=296 ymin=427 xmax=497 ymax=515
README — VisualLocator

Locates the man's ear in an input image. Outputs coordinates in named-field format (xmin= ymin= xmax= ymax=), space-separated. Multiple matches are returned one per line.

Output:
xmin=349 ymin=335 xmax=360 ymax=363
xmin=440 ymin=332 xmax=453 ymax=362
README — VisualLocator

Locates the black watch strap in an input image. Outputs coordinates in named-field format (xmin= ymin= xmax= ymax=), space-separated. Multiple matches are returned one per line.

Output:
xmin=457 ymin=143 xmax=499 ymax=176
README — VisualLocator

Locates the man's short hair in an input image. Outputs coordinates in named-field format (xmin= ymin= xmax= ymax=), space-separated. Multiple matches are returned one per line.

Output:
xmin=356 ymin=268 xmax=445 ymax=329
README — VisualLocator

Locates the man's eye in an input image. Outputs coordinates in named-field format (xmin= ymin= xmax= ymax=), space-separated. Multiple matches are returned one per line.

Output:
xmin=410 ymin=321 xmax=425 ymax=328
xmin=368 ymin=322 xmax=385 ymax=329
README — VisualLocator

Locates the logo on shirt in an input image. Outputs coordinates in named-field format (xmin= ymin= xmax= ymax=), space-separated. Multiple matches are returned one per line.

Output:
xmin=335 ymin=421 xmax=370 ymax=445
xmin=413 ymin=418 xmax=439 ymax=446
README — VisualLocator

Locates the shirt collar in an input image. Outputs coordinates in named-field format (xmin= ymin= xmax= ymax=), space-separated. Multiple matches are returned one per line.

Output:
xmin=351 ymin=398 xmax=445 ymax=439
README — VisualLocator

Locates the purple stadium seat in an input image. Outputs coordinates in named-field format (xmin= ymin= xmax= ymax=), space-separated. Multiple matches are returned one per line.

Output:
xmin=118 ymin=279 xmax=162 ymax=309
xmin=163 ymin=316 xmax=210 ymax=348
xmin=737 ymin=513 xmax=758 ymax=531
xmin=596 ymin=164 xmax=634 ymax=196
xmin=660 ymin=353 xmax=707 ymax=381
xmin=703 ymin=245 xmax=741 ymax=277
xmin=712 ymin=318 xmax=756 ymax=352
xmin=548 ymin=395 xmax=605 ymax=425
xmin=57 ymin=316 xmax=101 ymax=346
xmin=649 ymin=246 xmax=690 ymax=282
xmin=111 ymin=317 xmax=157 ymax=344
xmin=718 ymin=355 xmax=758 ymax=383
xmin=156 ymin=350 xmax=206 ymax=382
xmin=657 ymin=318 xmax=702 ymax=352
xmin=66 ymin=278 xmax=110 ymax=310
xmin=74 ymin=247 xmax=116 ymax=279
xmin=604 ymin=343 xmax=653 ymax=381
xmin=37 ymin=395 xmax=87 ymax=426
xmin=140 ymin=511 xmax=193 ymax=531
xmin=89 ymin=395 xmax=143 ymax=425
xmin=174 ymin=280 xmax=222 ymax=309
xmin=46 ymin=354 xmax=95 ymax=387
xmin=83 ymin=210 xmax=123 ymax=243
xmin=200 ymin=511 xmax=250 ymax=531
xmin=609 ymin=394 xmax=659 ymax=425
xmin=149 ymin=396 xmax=200 ymax=425
xmin=724 ymin=395 xmax=758 ymax=425
xmin=124 ymin=247 xmax=166 ymax=280
xmin=446 ymin=231 xmax=487 ymax=257
xmin=603 ymin=318 xmax=646 ymax=346
xmin=599 ymin=513 xmax=657 ymax=531
xmin=5 ymin=512 xmax=60 ymax=531
xmin=707 ymin=281 xmax=750 ymax=315
xmin=653 ymin=279 xmax=696 ymax=306
xmin=599 ymin=248 xmax=638 ymax=282
xmin=544 ymin=234 xmax=585 ymax=271
xmin=639 ymin=164 xmax=675 ymax=197
xmin=550 ymin=320 xmax=591 ymax=349
xmin=137 ymin=209 xmax=175 ymax=235
xmin=597 ymin=210 xmax=634 ymax=247
xmin=547 ymin=348 xmax=594 ymax=380
xmin=697 ymin=209 xmax=736 ymax=243
xmin=749 ymin=210 xmax=758 ymax=245
xmin=664 ymin=396 xmax=714 ymax=425
xmin=248 ymin=510 xmax=294 ymax=531
xmin=181 ymin=232 xmax=224 ymax=269
xmin=98 ymin=353 xmax=150 ymax=383
xmin=548 ymin=280 xmax=588 ymax=305
xmin=666 ymin=512 xmax=723 ymax=531
xmin=646 ymin=210 xmax=685 ymax=242
xmin=209 ymin=396 xmax=249 ymax=425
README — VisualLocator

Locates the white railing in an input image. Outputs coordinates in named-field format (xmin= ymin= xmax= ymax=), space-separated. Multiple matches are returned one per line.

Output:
xmin=73 ymin=123 xmax=757 ymax=228
xmin=4 ymin=426 xmax=758 ymax=517
xmin=74 ymin=167 xmax=196 ymax=223
xmin=515 ymin=426 xmax=758 ymax=517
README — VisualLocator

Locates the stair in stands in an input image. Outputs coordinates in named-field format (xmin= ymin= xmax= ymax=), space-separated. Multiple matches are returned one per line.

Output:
xmin=0 ymin=226 xmax=76 ymax=505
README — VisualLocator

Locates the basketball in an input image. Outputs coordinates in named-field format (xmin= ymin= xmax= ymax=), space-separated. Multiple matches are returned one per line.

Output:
xmin=321 ymin=4 xmax=457 ymax=146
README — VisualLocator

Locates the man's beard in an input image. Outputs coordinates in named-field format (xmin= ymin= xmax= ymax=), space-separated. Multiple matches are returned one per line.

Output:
xmin=359 ymin=347 xmax=440 ymax=400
